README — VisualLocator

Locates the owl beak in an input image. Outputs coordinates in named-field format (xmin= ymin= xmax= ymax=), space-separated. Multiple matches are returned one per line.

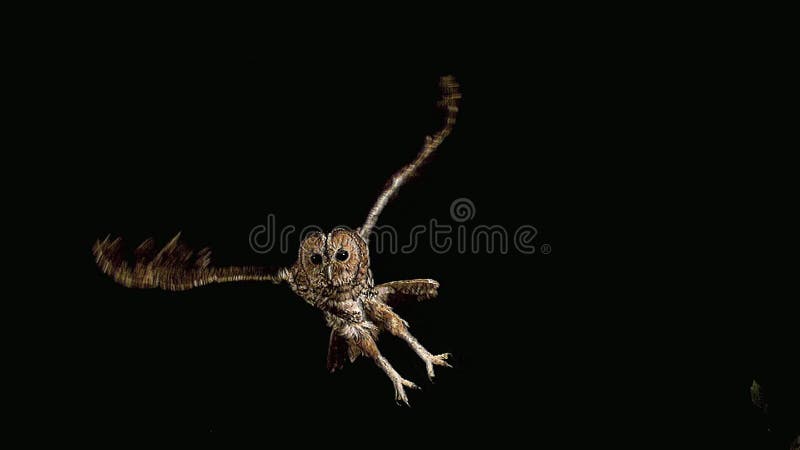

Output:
xmin=326 ymin=264 xmax=333 ymax=281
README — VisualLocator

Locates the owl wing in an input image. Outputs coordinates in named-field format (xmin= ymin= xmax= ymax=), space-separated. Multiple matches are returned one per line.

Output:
xmin=92 ymin=233 xmax=287 ymax=291
xmin=359 ymin=76 xmax=460 ymax=242
xmin=375 ymin=279 xmax=440 ymax=307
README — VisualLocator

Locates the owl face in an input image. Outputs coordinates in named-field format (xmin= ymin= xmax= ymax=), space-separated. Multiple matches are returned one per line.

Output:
xmin=296 ymin=227 xmax=369 ymax=288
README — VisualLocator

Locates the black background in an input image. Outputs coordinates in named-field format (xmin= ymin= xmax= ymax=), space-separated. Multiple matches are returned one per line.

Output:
xmin=41 ymin=29 xmax=796 ymax=446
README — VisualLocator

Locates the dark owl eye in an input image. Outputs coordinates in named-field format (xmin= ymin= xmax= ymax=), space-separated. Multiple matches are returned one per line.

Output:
xmin=335 ymin=249 xmax=349 ymax=261
xmin=310 ymin=253 xmax=323 ymax=265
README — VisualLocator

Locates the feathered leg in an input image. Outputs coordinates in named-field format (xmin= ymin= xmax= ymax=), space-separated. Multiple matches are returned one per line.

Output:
xmin=364 ymin=300 xmax=452 ymax=380
xmin=352 ymin=333 xmax=419 ymax=406
xmin=397 ymin=330 xmax=452 ymax=381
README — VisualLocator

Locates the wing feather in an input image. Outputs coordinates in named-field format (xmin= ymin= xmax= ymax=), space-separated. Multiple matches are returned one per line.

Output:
xmin=92 ymin=233 xmax=286 ymax=291
xmin=375 ymin=279 xmax=440 ymax=307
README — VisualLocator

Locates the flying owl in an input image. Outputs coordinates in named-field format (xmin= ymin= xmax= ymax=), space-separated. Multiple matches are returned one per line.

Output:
xmin=93 ymin=76 xmax=460 ymax=405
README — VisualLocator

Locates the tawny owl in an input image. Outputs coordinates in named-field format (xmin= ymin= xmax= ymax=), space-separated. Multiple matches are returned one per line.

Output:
xmin=93 ymin=76 xmax=460 ymax=405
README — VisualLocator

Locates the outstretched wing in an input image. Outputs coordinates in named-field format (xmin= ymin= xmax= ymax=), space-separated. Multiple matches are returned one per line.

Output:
xmin=375 ymin=279 xmax=439 ymax=307
xmin=359 ymin=76 xmax=461 ymax=242
xmin=92 ymin=233 xmax=287 ymax=291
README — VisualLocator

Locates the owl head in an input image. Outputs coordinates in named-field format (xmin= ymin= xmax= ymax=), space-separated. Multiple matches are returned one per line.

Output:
xmin=295 ymin=227 xmax=370 ymax=288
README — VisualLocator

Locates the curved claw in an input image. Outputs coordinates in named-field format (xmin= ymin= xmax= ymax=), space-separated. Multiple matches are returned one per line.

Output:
xmin=403 ymin=379 xmax=420 ymax=390
xmin=425 ymin=352 xmax=453 ymax=380
xmin=393 ymin=377 xmax=420 ymax=406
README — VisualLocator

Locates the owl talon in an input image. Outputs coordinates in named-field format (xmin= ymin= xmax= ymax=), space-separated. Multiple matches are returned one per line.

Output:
xmin=394 ymin=385 xmax=410 ymax=406
xmin=403 ymin=379 xmax=420 ymax=390
xmin=424 ymin=352 xmax=453 ymax=380
xmin=392 ymin=375 xmax=418 ymax=406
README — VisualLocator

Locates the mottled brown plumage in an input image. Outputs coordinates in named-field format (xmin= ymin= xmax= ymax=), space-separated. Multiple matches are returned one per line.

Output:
xmin=93 ymin=233 xmax=286 ymax=291
xmin=92 ymin=76 xmax=460 ymax=405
